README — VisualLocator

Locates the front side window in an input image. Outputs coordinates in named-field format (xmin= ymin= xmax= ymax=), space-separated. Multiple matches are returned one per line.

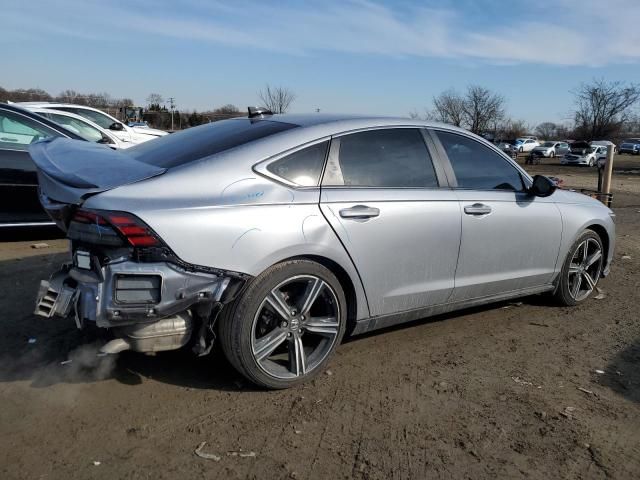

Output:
xmin=323 ymin=128 xmax=438 ymax=188
xmin=45 ymin=112 xmax=106 ymax=143
xmin=267 ymin=141 xmax=328 ymax=186
xmin=0 ymin=110 xmax=59 ymax=151
xmin=435 ymin=130 xmax=524 ymax=191
xmin=53 ymin=107 xmax=116 ymax=129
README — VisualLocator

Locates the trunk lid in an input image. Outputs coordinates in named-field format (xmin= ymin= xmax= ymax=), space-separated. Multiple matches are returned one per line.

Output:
xmin=29 ymin=137 xmax=166 ymax=229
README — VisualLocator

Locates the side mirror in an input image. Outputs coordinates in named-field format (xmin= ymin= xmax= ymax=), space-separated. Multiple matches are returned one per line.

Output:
xmin=109 ymin=122 xmax=124 ymax=131
xmin=529 ymin=175 xmax=556 ymax=197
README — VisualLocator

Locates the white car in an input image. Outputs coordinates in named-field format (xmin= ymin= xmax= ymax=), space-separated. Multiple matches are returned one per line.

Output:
xmin=562 ymin=143 xmax=607 ymax=167
xmin=514 ymin=137 xmax=540 ymax=153
xmin=590 ymin=140 xmax=616 ymax=154
xmin=16 ymin=102 xmax=167 ymax=145
xmin=27 ymin=107 xmax=130 ymax=149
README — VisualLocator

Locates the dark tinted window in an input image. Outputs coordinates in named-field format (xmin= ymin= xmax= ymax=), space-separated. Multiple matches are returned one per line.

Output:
xmin=127 ymin=118 xmax=297 ymax=168
xmin=267 ymin=141 xmax=328 ymax=186
xmin=436 ymin=131 xmax=523 ymax=191
xmin=324 ymin=129 xmax=438 ymax=187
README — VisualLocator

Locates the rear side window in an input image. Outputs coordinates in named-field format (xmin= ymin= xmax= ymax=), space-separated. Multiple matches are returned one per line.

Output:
xmin=323 ymin=128 xmax=438 ymax=188
xmin=435 ymin=130 xmax=523 ymax=191
xmin=267 ymin=141 xmax=328 ymax=186
xmin=129 ymin=118 xmax=298 ymax=168
xmin=0 ymin=110 xmax=59 ymax=151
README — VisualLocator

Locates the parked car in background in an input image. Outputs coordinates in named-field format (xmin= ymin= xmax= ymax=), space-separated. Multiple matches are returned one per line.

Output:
xmin=495 ymin=140 xmax=517 ymax=159
xmin=618 ymin=138 xmax=640 ymax=155
xmin=590 ymin=140 xmax=616 ymax=154
xmin=31 ymin=112 xmax=615 ymax=389
xmin=514 ymin=137 xmax=540 ymax=153
xmin=531 ymin=141 xmax=570 ymax=159
xmin=15 ymin=102 xmax=167 ymax=145
xmin=0 ymin=103 xmax=84 ymax=227
xmin=27 ymin=108 xmax=129 ymax=149
xmin=562 ymin=141 xmax=607 ymax=166
xmin=128 ymin=121 xmax=150 ymax=128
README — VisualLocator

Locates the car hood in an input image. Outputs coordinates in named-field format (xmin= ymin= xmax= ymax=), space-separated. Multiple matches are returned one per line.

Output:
xmin=29 ymin=137 xmax=166 ymax=205
xmin=131 ymin=126 xmax=167 ymax=137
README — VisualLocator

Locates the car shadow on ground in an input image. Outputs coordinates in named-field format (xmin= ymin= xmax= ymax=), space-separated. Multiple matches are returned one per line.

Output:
xmin=599 ymin=338 xmax=640 ymax=404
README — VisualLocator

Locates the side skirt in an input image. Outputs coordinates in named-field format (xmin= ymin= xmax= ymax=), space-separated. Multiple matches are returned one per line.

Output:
xmin=351 ymin=284 xmax=555 ymax=335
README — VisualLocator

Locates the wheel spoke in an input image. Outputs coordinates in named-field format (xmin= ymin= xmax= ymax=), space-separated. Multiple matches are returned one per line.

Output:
xmin=571 ymin=273 xmax=582 ymax=298
xmin=266 ymin=289 xmax=292 ymax=321
xmin=299 ymin=278 xmax=325 ymax=315
xmin=253 ymin=327 xmax=288 ymax=362
xmin=304 ymin=316 xmax=339 ymax=336
xmin=289 ymin=334 xmax=306 ymax=376
xmin=581 ymin=241 xmax=589 ymax=263
xmin=568 ymin=264 xmax=581 ymax=275
xmin=585 ymin=250 xmax=602 ymax=268
xmin=582 ymin=271 xmax=596 ymax=291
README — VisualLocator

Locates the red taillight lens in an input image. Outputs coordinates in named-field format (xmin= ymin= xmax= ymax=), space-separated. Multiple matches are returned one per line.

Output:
xmin=72 ymin=210 xmax=109 ymax=225
xmin=71 ymin=209 xmax=160 ymax=247
xmin=106 ymin=212 xmax=160 ymax=247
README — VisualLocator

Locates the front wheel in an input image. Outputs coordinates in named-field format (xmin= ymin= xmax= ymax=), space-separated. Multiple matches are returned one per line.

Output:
xmin=553 ymin=230 xmax=604 ymax=306
xmin=219 ymin=260 xmax=347 ymax=389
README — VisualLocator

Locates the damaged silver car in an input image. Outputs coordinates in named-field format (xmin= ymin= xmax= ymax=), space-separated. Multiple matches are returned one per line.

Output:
xmin=31 ymin=109 xmax=615 ymax=389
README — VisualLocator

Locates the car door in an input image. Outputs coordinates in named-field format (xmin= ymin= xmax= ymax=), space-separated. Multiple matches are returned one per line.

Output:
xmin=319 ymin=127 xmax=461 ymax=317
xmin=430 ymin=129 xmax=562 ymax=302
xmin=0 ymin=109 xmax=63 ymax=225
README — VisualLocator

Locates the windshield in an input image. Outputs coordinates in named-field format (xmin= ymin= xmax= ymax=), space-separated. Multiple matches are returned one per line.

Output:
xmin=541 ymin=141 xmax=554 ymax=147
xmin=52 ymin=107 xmax=117 ymax=129
xmin=623 ymin=139 xmax=640 ymax=143
xmin=129 ymin=118 xmax=298 ymax=168
xmin=45 ymin=112 xmax=106 ymax=143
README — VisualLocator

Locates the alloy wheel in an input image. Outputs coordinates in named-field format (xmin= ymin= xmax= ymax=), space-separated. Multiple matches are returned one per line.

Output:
xmin=567 ymin=238 xmax=603 ymax=301
xmin=251 ymin=275 xmax=341 ymax=379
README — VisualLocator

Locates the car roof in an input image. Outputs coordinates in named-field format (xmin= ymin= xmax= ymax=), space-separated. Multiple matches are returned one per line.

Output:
xmin=236 ymin=113 xmax=471 ymax=135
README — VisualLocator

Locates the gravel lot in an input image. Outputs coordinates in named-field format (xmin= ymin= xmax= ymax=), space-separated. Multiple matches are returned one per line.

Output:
xmin=0 ymin=157 xmax=639 ymax=479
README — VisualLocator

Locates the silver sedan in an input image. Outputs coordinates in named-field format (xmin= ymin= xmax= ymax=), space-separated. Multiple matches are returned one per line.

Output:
xmin=31 ymin=111 xmax=615 ymax=389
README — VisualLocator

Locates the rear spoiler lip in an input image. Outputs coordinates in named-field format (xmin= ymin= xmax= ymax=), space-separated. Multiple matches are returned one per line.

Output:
xmin=29 ymin=137 xmax=166 ymax=204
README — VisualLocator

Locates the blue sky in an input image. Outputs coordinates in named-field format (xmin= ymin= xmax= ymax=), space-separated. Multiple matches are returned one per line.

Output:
xmin=2 ymin=0 xmax=640 ymax=125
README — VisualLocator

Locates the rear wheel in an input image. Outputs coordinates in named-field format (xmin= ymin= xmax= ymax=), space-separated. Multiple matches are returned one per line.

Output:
xmin=553 ymin=230 xmax=604 ymax=306
xmin=219 ymin=260 xmax=347 ymax=389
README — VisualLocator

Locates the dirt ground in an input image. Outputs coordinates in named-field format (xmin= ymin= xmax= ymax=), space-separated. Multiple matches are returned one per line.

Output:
xmin=0 ymin=156 xmax=639 ymax=480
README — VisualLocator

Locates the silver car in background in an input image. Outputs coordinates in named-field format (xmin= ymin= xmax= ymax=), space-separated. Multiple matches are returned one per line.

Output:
xmin=30 ymin=112 xmax=615 ymax=389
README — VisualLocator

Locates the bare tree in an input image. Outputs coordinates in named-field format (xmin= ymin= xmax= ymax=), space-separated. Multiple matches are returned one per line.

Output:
xmin=213 ymin=104 xmax=240 ymax=114
xmin=258 ymin=85 xmax=296 ymax=114
xmin=430 ymin=89 xmax=466 ymax=127
xmin=573 ymin=79 xmax=640 ymax=140
xmin=496 ymin=118 xmax=528 ymax=140
xmin=535 ymin=122 xmax=558 ymax=140
xmin=146 ymin=93 xmax=164 ymax=107
xmin=462 ymin=85 xmax=505 ymax=134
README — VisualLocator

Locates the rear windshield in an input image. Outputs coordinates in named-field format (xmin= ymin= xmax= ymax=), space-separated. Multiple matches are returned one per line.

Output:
xmin=129 ymin=118 xmax=298 ymax=168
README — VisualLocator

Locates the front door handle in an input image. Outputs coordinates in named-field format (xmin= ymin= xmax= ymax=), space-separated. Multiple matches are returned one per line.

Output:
xmin=339 ymin=205 xmax=380 ymax=219
xmin=464 ymin=203 xmax=492 ymax=215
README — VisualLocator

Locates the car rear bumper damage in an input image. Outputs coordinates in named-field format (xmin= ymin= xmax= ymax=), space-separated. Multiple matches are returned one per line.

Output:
xmin=35 ymin=260 xmax=247 ymax=355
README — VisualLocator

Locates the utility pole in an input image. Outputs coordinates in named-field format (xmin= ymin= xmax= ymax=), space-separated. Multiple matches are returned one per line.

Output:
xmin=169 ymin=97 xmax=175 ymax=131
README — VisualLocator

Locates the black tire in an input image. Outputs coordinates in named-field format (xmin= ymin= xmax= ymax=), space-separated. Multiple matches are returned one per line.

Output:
xmin=553 ymin=230 xmax=604 ymax=306
xmin=219 ymin=259 xmax=347 ymax=389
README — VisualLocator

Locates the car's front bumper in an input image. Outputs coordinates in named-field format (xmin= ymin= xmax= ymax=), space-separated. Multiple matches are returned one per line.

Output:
xmin=561 ymin=157 xmax=591 ymax=165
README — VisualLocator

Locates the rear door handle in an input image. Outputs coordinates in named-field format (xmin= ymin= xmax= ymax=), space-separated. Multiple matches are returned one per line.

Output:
xmin=464 ymin=203 xmax=492 ymax=215
xmin=339 ymin=205 xmax=380 ymax=219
